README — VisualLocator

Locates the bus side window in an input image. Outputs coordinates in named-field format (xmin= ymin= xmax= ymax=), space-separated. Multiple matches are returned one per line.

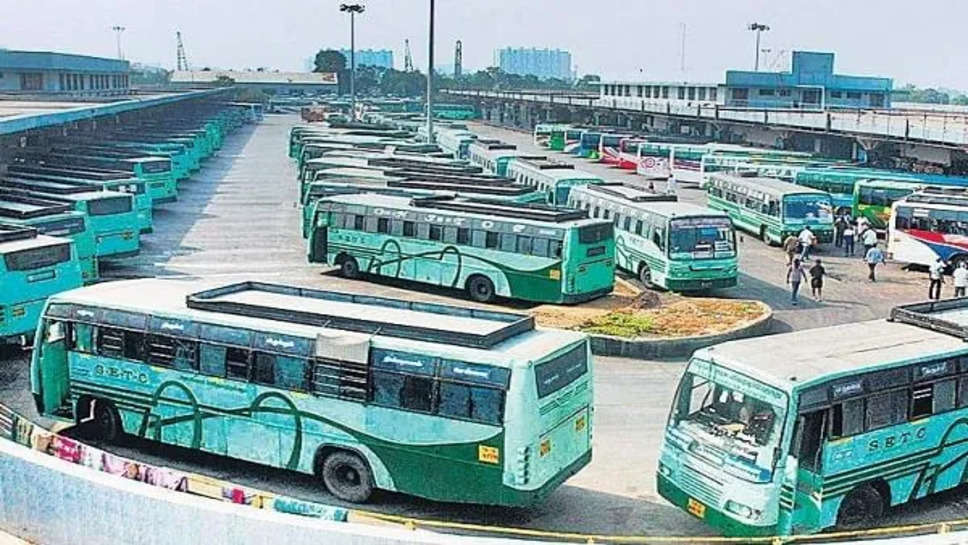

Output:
xmin=456 ymin=228 xmax=470 ymax=245
xmin=635 ymin=220 xmax=644 ymax=236
xmin=200 ymin=344 xmax=227 ymax=377
xmin=376 ymin=218 xmax=390 ymax=234
xmin=403 ymin=221 xmax=415 ymax=237
xmin=653 ymin=228 xmax=665 ymax=251
xmin=45 ymin=320 xmax=66 ymax=343
xmin=443 ymin=227 xmax=458 ymax=244
xmin=331 ymin=213 xmax=344 ymax=229
xmin=417 ymin=223 xmax=431 ymax=240
xmin=499 ymin=233 xmax=516 ymax=252
xmin=353 ymin=215 xmax=364 ymax=231
xmin=390 ymin=220 xmax=403 ymax=236
xmin=276 ymin=356 xmax=309 ymax=391
xmin=373 ymin=371 xmax=434 ymax=413
xmin=485 ymin=232 xmax=499 ymax=249
xmin=516 ymin=235 xmax=532 ymax=254
xmin=226 ymin=347 xmax=251 ymax=380
xmin=865 ymin=390 xmax=907 ymax=430
xmin=593 ymin=206 xmax=600 ymax=218
xmin=533 ymin=238 xmax=549 ymax=257
xmin=97 ymin=327 xmax=144 ymax=361
xmin=549 ymin=240 xmax=563 ymax=258
xmin=146 ymin=335 xmax=198 ymax=371
xmin=364 ymin=217 xmax=378 ymax=233
xmin=438 ymin=381 xmax=504 ymax=425
xmin=795 ymin=410 xmax=826 ymax=472
xmin=252 ymin=352 xmax=276 ymax=386
xmin=830 ymin=398 xmax=864 ymax=438
xmin=471 ymin=230 xmax=486 ymax=248
xmin=623 ymin=217 xmax=632 ymax=232
xmin=429 ymin=225 xmax=443 ymax=241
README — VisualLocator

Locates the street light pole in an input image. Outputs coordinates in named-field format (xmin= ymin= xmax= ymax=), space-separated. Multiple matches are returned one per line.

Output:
xmin=426 ymin=0 xmax=435 ymax=144
xmin=340 ymin=3 xmax=365 ymax=120
xmin=112 ymin=25 xmax=125 ymax=60
xmin=747 ymin=22 xmax=770 ymax=71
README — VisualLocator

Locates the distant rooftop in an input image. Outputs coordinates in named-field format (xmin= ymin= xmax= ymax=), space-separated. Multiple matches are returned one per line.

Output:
xmin=0 ymin=49 xmax=128 ymax=73
xmin=725 ymin=51 xmax=892 ymax=92
xmin=170 ymin=70 xmax=337 ymax=85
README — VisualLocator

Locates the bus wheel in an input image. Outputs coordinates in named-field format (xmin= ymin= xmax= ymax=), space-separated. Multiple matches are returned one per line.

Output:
xmin=339 ymin=256 xmax=361 ymax=279
xmin=759 ymin=225 xmax=770 ymax=244
xmin=467 ymin=275 xmax=495 ymax=303
xmin=638 ymin=263 xmax=655 ymax=289
xmin=322 ymin=451 xmax=374 ymax=503
xmin=91 ymin=400 xmax=123 ymax=443
xmin=836 ymin=484 xmax=884 ymax=529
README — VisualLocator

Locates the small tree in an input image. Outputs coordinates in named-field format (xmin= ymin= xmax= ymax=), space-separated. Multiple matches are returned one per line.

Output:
xmin=313 ymin=49 xmax=347 ymax=73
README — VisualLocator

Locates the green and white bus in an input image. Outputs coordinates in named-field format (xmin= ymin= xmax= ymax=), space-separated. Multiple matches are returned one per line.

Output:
xmin=31 ymin=279 xmax=593 ymax=505
xmin=0 ymin=178 xmax=141 ymax=259
xmin=0 ymin=192 xmax=97 ymax=283
xmin=533 ymin=123 xmax=570 ymax=148
xmin=705 ymin=173 xmax=834 ymax=245
xmin=0 ymin=224 xmax=82 ymax=344
xmin=467 ymin=141 xmax=547 ymax=178
xmin=658 ymin=299 xmax=968 ymax=535
xmin=569 ymin=184 xmax=738 ymax=291
xmin=308 ymin=193 xmax=615 ymax=304
xmin=7 ymin=165 xmax=152 ymax=234
xmin=506 ymin=159 xmax=606 ymax=206
xmin=853 ymin=179 xmax=923 ymax=231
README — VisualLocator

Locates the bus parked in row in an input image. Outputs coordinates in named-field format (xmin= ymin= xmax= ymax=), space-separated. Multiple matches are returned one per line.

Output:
xmin=888 ymin=187 xmax=968 ymax=268
xmin=436 ymin=127 xmax=477 ymax=160
xmin=659 ymin=298 xmax=968 ymax=535
xmin=704 ymin=173 xmax=834 ymax=246
xmin=0 ymin=192 xmax=97 ymax=283
xmin=308 ymin=193 xmax=615 ymax=304
xmin=533 ymin=123 xmax=570 ymax=148
xmin=506 ymin=158 xmax=606 ymax=206
xmin=569 ymin=184 xmax=738 ymax=291
xmin=31 ymin=279 xmax=593 ymax=505
xmin=0 ymin=224 xmax=82 ymax=344
xmin=852 ymin=179 xmax=923 ymax=230
xmin=0 ymin=178 xmax=141 ymax=259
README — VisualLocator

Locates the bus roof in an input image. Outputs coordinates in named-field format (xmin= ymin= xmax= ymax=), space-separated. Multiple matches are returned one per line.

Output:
xmin=322 ymin=193 xmax=598 ymax=226
xmin=0 ymin=228 xmax=68 ymax=254
xmin=48 ymin=279 xmax=584 ymax=365
xmin=573 ymin=184 xmax=727 ymax=219
xmin=709 ymin=173 xmax=830 ymax=198
xmin=695 ymin=319 xmax=964 ymax=391
xmin=0 ymin=193 xmax=75 ymax=218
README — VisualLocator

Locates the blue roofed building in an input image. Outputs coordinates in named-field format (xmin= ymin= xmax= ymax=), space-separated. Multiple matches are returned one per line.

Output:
xmin=723 ymin=51 xmax=892 ymax=109
xmin=0 ymin=49 xmax=130 ymax=96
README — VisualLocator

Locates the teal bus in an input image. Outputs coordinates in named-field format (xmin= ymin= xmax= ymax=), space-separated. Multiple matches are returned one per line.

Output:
xmin=0 ymin=224 xmax=82 ymax=344
xmin=506 ymin=159 xmax=607 ymax=206
xmin=52 ymin=139 xmax=194 ymax=183
xmin=704 ymin=173 xmax=834 ymax=245
xmin=466 ymin=141 xmax=546 ymax=178
xmin=0 ymin=192 xmax=97 ymax=283
xmin=658 ymin=299 xmax=968 ymax=535
xmin=104 ymin=131 xmax=206 ymax=172
xmin=30 ymin=279 xmax=593 ymax=505
xmin=0 ymin=178 xmax=140 ymax=259
xmin=308 ymin=193 xmax=615 ymax=304
xmin=5 ymin=166 xmax=152 ymax=234
xmin=431 ymin=103 xmax=477 ymax=120
xmin=21 ymin=149 xmax=176 ymax=205
xmin=569 ymin=184 xmax=738 ymax=291
xmin=300 ymin=178 xmax=546 ymax=238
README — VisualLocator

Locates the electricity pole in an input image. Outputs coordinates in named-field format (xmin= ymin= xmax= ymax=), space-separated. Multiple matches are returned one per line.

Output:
xmin=426 ymin=0 xmax=435 ymax=143
xmin=748 ymin=22 xmax=770 ymax=71
xmin=340 ymin=3 xmax=365 ymax=120
xmin=112 ymin=26 xmax=125 ymax=60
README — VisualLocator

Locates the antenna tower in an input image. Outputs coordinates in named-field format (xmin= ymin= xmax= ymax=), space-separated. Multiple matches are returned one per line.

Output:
xmin=454 ymin=40 xmax=462 ymax=77
xmin=404 ymin=38 xmax=414 ymax=72
xmin=176 ymin=31 xmax=190 ymax=71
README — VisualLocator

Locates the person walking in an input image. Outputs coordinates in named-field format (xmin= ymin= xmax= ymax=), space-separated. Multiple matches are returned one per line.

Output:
xmin=954 ymin=261 xmax=968 ymax=297
xmin=865 ymin=244 xmax=885 ymax=282
xmin=798 ymin=226 xmax=816 ymax=260
xmin=783 ymin=233 xmax=799 ymax=265
xmin=843 ymin=221 xmax=856 ymax=257
xmin=809 ymin=258 xmax=826 ymax=302
xmin=834 ymin=214 xmax=847 ymax=248
xmin=929 ymin=257 xmax=946 ymax=300
xmin=787 ymin=257 xmax=807 ymax=305
xmin=861 ymin=225 xmax=878 ymax=257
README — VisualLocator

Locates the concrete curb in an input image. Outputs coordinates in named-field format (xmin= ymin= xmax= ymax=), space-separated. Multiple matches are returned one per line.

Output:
xmin=589 ymin=302 xmax=774 ymax=359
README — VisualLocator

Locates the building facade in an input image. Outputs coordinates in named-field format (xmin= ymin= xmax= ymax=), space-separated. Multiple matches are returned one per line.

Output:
xmin=0 ymin=49 xmax=129 ymax=95
xmin=169 ymin=70 xmax=337 ymax=95
xmin=598 ymin=80 xmax=720 ymax=105
xmin=496 ymin=48 xmax=572 ymax=81
xmin=724 ymin=51 xmax=892 ymax=109
xmin=339 ymin=49 xmax=393 ymax=69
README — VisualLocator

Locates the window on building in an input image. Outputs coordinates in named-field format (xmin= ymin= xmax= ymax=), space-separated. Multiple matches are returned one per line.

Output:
xmin=662 ymin=86 xmax=669 ymax=98
xmin=732 ymin=88 xmax=749 ymax=100
xmin=846 ymin=91 xmax=862 ymax=100
xmin=758 ymin=88 xmax=775 ymax=96
xmin=19 ymin=73 xmax=43 ymax=91
xmin=709 ymin=88 xmax=717 ymax=101
xmin=830 ymin=91 xmax=843 ymax=98
xmin=677 ymin=87 xmax=685 ymax=100
xmin=698 ymin=87 xmax=707 ymax=100
xmin=637 ymin=85 xmax=643 ymax=97
xmin=687 ymin=87 xmax=696 ymax=100
xmin=778 ymin=89 xmax=791 ymax=97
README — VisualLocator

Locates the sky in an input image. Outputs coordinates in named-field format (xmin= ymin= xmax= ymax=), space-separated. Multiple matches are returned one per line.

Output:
xmin=0 ymin=0 xmax=965 ymax=91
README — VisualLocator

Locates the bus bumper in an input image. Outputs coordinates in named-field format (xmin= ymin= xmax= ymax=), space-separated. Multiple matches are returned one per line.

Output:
xmin=666 ymin=276 xmax=737 ymax=291
xmin=560 ymin=287 xmax=613 ymax=305
xmin=501 ymin=450 xmax=592 ymax=507
xmin=657 ymin=474 xmax=777 ymax=537
xmin=151 ymin=195 xmax=178 ymax=206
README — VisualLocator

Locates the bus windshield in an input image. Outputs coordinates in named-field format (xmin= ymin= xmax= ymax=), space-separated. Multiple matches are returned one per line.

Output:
xmin=783 ymin=195 xmax=832 ymax=221
xmin=668 ymin=217 xmax=735 ymax=260
xmin=671 ymin=370 xmax=786 ymax=481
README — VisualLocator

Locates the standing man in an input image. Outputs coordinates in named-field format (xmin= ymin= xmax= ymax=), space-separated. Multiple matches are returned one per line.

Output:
xmin=843 ymin=220 xmax=856 ymax=257
xmin=834 ymin=213 xmax=847 ymax=248
xmin=861 ymin=225 xmax=878 ymax=257
xmin=798 ymin=225 xmax=816 ymax=260
xmin=787 ymin=257 xmax=807 ymax=305
xmin=809 ymin=258 xmax=826 ymax=302
xmin=929 ymin=257 xmax=946 ymax=300
xmin=865 ymin=244 xmax=885 ymax=282
xmin=954 ymin=261 xmax=968 ymax=297
xmin=783 ymin=233 xmax=800 ymax=265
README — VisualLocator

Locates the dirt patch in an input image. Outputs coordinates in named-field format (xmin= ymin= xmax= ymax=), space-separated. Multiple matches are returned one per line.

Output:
xmin=533 ymin=289 xmax=767 ymax=339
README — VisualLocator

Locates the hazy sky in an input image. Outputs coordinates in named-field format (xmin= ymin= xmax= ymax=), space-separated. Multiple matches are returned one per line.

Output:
xmin=1 ymin=0 xmax=965 ymax=90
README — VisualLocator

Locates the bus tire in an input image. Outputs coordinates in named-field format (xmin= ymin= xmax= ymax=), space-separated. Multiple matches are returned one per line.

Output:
xmin=91 ymin=399 xmax=123 ymax=443
xmin=759 ymin=225 xmax=770 ymax=244
xmin=836 ymin=483 xmax=884 ymax=529
xmin=322 ymin=451 xmax=374 ymax=503
xmin=339 ymin=256 xmax=361 ymax=279
xmin=467 ymin=275 xmax=496 ymax=303
xmin=638 ymin=263 xmax=655 ymax=289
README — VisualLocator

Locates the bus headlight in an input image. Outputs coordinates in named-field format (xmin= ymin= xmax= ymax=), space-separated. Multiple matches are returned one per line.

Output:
xmin=658 ymin=462 xmax=672 ymax=478
xmin=725 ymin=500 xmax=761 ymax=520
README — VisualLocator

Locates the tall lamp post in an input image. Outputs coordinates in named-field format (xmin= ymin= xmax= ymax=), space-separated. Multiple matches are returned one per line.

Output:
xmin=426 ymin=0 xmax=435 ymax=144
xmin=340 ymin=3 xmax=364 ymax=120
xmin=747 ymin=22 xmax=770 ymax=71
xmin=112 ymin=25 xmax=126 ymax=60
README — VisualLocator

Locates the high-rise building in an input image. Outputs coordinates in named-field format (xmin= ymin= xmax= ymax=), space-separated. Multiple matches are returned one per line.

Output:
xmin=339 ymin=49 xmax=394 ymax=69
xmin=496 ymin=47 xmax=572 ymax=81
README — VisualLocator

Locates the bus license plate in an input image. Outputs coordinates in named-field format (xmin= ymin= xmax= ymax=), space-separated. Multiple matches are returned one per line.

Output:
xmin=687 ymin=498 xmax=706 ymax=519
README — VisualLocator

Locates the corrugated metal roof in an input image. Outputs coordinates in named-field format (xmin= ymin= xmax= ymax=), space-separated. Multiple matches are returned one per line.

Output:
xmin=170 ymin=70 xmax=337 ymax=85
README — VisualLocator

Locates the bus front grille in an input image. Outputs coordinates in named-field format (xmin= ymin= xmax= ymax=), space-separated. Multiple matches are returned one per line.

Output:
xmin=679 ymin=464 xmax=722 ymax=505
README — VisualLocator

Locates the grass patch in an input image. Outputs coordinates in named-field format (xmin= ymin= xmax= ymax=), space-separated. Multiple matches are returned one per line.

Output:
xmin=575 ymin=300 xmax=766 ymax=339
xmin=579 ymin=311 xmax=655 ymax=337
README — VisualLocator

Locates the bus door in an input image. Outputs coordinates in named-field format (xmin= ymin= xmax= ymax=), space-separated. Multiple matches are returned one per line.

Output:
xmin=308 ymin=211 xmax=329 ymax=264
xmin=783 ymin=409 xmax=826 ymax=534
xmin=33 ymin=318 xmax=70 ymax=416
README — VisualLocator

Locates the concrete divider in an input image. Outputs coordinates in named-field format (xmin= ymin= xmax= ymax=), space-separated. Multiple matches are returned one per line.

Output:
xmin=589 ymin=302 xmax=774 ymax=359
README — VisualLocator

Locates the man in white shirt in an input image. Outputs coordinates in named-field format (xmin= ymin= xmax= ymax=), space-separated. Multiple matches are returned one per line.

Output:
xmin=954 ymin=261 xmax=968 ymax=297
xmin=798 ymin=226 xmax=816 ymax=260
xmin=929 ymin=258 xmax=946 ymax=300
xmin=861 ymin=227 xmax=878 ymax=256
